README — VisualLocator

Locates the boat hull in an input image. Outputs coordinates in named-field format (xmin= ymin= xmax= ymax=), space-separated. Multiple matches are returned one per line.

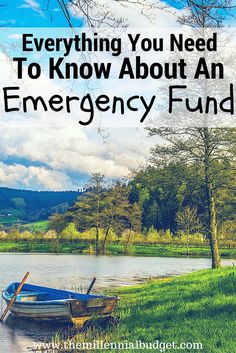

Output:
xmin=6 ymin=301 xmax=71 ymax=322
xmin=2 ymin=282 xmax=119 ymax=325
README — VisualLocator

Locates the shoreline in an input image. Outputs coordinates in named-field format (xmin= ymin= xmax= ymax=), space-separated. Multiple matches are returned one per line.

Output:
xmin=0 ymin=251 xmax=236 ymax=261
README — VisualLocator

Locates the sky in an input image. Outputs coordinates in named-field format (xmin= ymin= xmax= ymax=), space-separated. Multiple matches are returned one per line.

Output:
xmin=0 ymin=0 xmax=181 ymax=191
xmin=0 ymin=0 xmax=83 ymax=27
xmin=0 ymin=0 xmax=198 ymax=191
xmin=0 ymin=0 xmax=181 ymax=27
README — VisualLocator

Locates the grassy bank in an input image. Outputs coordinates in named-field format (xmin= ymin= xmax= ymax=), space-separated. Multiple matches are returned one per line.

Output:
xmin=73 ymin=267 xmax=236 ymax=353
xmin=0 ymin=241 xmax=235 ymax=258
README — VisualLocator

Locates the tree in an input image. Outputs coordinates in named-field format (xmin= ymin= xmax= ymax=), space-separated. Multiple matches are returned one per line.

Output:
xmin=11 ymin=198 xmax=26 ymax=209
xmin=100 ymin=180 xmax=130 ymax=254
xmin=130 ymin=163 xmax=206 ymax=232
xmin=123 ymin=202 xmax=142 ymax=254
xmin=68 ymin=173 xmax=106 ymax=255
xmin=148 ymin=0 xmax=236 ymax=268
xmin=150 ymin=133 xmax=236 ymax=269
xmin=62 ymin=175 xmax=142 ymax=255
xmin=56 ymin=0 xmax=168 ymax=28
xmin=176 ymin=206 xmax=202 ymax=255
xmin=56 ymin=0 xmax=236 ymax=29
xmin=48 ymin=213 xmax=67 ymax=233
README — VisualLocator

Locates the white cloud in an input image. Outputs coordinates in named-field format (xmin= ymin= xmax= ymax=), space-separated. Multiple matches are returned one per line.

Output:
xmin=7 ymin=34 xmax=22 ymax=40
xmin=0 ymin=162 xmax=73 ymax=191
xmin=0 ymin=127 xmax=153 ymax=184
xmin=70 ymin=0 xmax=183 ymax=27
xmin=18 ymin=0 xmax=42 ymax=14
xmin=0 ymin=27 xmax=159 ymax=190
xmin=19 ymin=0 xmax=40 ymax=8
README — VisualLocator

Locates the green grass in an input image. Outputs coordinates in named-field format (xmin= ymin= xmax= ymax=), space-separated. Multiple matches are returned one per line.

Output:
xmin=0 ymin=241 xmax=235 ymax=258
xmin=106 ymin=244 xmax=236 ymax=258
xmin=0 ymin=215 xmax=18 ymax=224
xmin=0 ymin=208 xmax=26 ymax=224
xmin=23 ymin=220 xmax=49 ymax=232
xmin=0 ymin=241 xmax=90 ymax=254
xmin=0 ymin=241 xmax=52 ymax=253
xmin=105 ymin=243 xmax=236 ymax=258
xmin=73 ymin=267 xmax=236 ymax=353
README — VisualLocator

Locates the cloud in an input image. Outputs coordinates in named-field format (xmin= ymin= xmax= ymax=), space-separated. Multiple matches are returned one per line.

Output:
xmin=18 ymin=0 xmax=42 ymax=14
xmin=0 ymin=27 xmax=157 ymax=190
xmin=0 ymin=162 xmax=74 ymax=191
xmin=19 ymin=0 xmax=40 ymax=8
xmin=0 ymin=127 xmax=154 ymax=190
xmin=7 ymin=34 xmax=22 ymax=40
xmin=70 ymin=0 xmax=183 ymax=27
xmin=0 ymin=127 xmax=153 ymax=186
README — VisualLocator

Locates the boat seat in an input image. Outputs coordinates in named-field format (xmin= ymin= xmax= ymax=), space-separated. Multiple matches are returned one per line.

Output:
xmin=17 ymin=291 xmax=49 ymax=302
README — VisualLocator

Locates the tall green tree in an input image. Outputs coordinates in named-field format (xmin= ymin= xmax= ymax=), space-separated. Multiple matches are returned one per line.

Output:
xmin=123 ymin=202 xmax=142 ymax=254
xmin=176 ymin=206 xmax=202 ymax=255
xmin=68 ymin=173 xmax=106 ymax=255
xmin=100 ymin=181 xmax=131 ymax=254
xmin=65 ymin=176 xmax=142 ymax=255
xmin=149 ymin=132 xmax=236 ymax=269
xmin=48 ymin=213 xmax=67 ymax=233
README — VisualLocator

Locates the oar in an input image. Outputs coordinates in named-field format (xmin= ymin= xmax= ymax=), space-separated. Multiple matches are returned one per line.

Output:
xmin=86 ymin=277 xmax=96 ymax=294
xmin=0 ymin=272 xmax=30 ymax=322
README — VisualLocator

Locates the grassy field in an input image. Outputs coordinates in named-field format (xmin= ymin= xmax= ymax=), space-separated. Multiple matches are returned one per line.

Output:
xmin=0 ymin=215 xmax=18 ymax=224
xmin=0 ymin=208 xmax=26 ymax=225
xmin=105 ymin=243 xmax=236 ymax=258
xmin=0 ymin=241 xmax=235 ymax=258
xmin=72 ymin=267 xmax=236 ymax=353
xmin=23 ymin=220 xmax=49 ymax=232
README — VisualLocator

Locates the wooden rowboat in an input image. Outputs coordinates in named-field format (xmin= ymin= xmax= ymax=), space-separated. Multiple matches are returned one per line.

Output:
xmin=2 ymin=282 xmax=119 ymax=327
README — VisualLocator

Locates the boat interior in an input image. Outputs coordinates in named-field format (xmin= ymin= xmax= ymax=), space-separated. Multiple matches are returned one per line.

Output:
xmin=4 ymin=282 xmax=102 ymax=303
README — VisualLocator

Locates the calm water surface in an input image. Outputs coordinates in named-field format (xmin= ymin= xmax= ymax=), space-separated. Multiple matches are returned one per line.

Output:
xmin=0 ymin=253 xmax=234 ymax=352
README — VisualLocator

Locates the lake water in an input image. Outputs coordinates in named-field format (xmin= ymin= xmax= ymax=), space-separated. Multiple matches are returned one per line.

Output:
xmin=0 ymin=253 xmax=234 ymax=352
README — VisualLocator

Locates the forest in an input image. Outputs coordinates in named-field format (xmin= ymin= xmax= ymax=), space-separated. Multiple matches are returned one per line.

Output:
xmin=44 ymin=157 xmax=235 ymax=261
xmin=0 ymin=187 xmax=80 ymax=223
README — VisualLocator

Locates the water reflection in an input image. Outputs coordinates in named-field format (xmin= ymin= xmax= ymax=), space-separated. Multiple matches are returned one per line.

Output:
xmin=2 ymin=315 xmax=74 ymax=352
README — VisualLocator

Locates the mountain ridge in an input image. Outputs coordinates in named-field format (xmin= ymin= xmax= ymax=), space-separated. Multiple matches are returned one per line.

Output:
xmin=0 ymin=186 xmax=82 ymax=225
